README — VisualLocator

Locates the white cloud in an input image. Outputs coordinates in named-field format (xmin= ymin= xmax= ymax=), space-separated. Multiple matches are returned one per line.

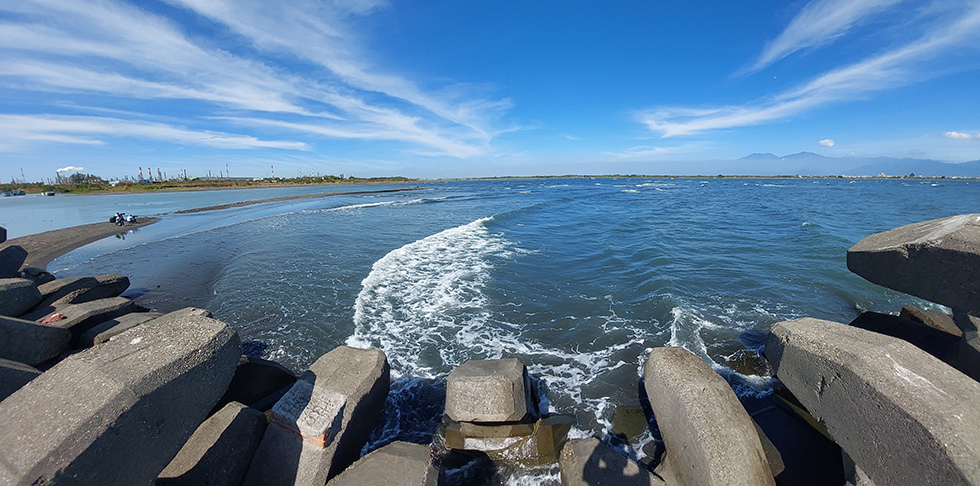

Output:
xmin=0 ymin=115 xmax=309 ymax=151
xmin=745 ymin=0 xmax=904 ymax=73
xmin=56 ymin=166 xmax=84 ymax=173
xmin=819 ymin=139 xmax=835 ymax=147
xmin=0 ymin=0 xmax=508 ymax=158
xmin=944 ymin=131 xmax=976 ymax=139
xmin=640 ymin=3 xmax=980 ymax=137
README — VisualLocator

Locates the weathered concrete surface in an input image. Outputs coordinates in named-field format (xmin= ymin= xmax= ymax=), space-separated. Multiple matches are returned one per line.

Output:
xmin=157 ymin=401 xmax=267 ymax=486
xmin=0 ymin=245 xmax=27 ymax=278
xmin=19 ymin=266 xmax=55 ymax=286
xmin=0 ymin=315 xmax=71 ymax=366
xmin=35 ymin=296 xmax=139 ymax=343
xmin=900 ymin=305 xmax=962 ymax=337
xmin=849 ymin=312 xmax=960 ymax=363
xmin=0 ymin=358 xmax=41 ymax=401
xmin=847 ymin=214 xmax=980 ymax=314
xmin=559 ymin=438 xmax=665 ymax=486
xmin=766 ymin=317 xmax=980 ymax=485
xmin=0 ymin=308 xmax=240 ymax=486
xmin=643 ymin=347 xmax=774 ymax=486
xmin=26 ymin=274 xmax=130 ymax=320
xmin=326 ymin=441 xmax=437 ymax=486
xmin=243 ymin=346 xmax=390 ymax=486
xmin=445 ymin=358 xmax=536 ymax=423
xmin=444 ymin=415 xmax=575 ymax=466
xmin=0 ymin=278 xmax=42 ymax=317
xmin=213 ymin=355 xmax=298 ymax=413
xmin=77 ymin=311 xmax=161 ymax=348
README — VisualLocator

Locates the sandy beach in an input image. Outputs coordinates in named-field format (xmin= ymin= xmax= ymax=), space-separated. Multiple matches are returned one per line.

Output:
xmin=0 ymin=218 xmax=159 ymax=271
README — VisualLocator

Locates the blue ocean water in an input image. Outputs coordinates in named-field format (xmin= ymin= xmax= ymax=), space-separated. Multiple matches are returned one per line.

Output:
xmin=18 ymin=177 xmax=979 ymax=484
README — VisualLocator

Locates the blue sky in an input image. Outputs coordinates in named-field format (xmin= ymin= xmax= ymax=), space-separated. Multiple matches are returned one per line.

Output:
xmin=2 ymin=0 xmax=979 ymax=181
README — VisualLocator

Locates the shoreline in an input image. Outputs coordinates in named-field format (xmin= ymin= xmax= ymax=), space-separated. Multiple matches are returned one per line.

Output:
xmin=1 ymin=186 xmax=425 ymax=271
xmin=0 ymin=218 xmax=159 ymax=271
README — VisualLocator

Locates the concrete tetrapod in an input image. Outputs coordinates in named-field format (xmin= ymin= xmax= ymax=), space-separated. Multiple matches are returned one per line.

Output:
xmin=445 ymin=358 xmax=536 ymax=423
xmin=0 ymin=308 xmax=241 ymax=485
xmin=0 ymin=278 xmax=42 ymax=317
xmin=643 ymin=347 xmax=774 ymax=486
xmin=157 ymin=401 xmax=267 ymax=486
xmin=765 ymin=318 xmax=980 ymax=486
xmin=0 ymin=315 xmax=71 ymax=366
xmin=847 ymin=213 xmax=980 ymax=315
xmin=326 ymin=441 xmax=437 ymax=486
xmin=243 ymin=345 xmax=390 ymax=486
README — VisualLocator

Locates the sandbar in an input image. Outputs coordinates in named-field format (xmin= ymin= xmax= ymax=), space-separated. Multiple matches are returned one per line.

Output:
xmin=1 ymin=218 xmax=159 ymax=271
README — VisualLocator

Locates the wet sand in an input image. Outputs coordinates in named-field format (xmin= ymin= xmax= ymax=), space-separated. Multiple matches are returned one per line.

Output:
xmin=1 ymin=218 xmax=159 ymax=271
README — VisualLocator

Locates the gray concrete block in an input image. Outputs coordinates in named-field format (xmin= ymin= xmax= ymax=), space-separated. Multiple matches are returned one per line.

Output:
xmin=847 ymin=214 xmax=980 ymax=314
xmin=157 ymin=401 xmax=267 ymax=486
xmin=19 ymin=267 xmax=55 ymax=286
xmin=213 ymin=355 xmax=298 ymax=413
xmin=0 ymin=308 xmax=241 ymax=485
xmin=1 ymin=226 xmax=6 ymax=243
xmin=0 ymin=245 xmax=27 ymax=278
xmin=900 ymin=305 xmax=962 ymax=337
xmin=243 ymin=346 xmax=390 ymax=486
xmin=26 ymin=274 xmax=131 ymax=321
xmin=848 ymin=312 xmax=961 ymax=363
xmin=444 ymin=415 xmax=575 ymax=465
xmin=0 ymin=358 xmax=41 ymax=401
xmin=77 ymin=311 xmax=162 ymax=348
xmin=0 ymin=278 xmax=42 ymax=317
xmin=34 ymin=296 xmax=139 ymax=343
xmin=643 ymin=347 xmax=774 ymax=486
xmin=445 ymin=358 xmax=536 ymax=423
xmin=326 ymin=441 xmax=437 ymax=486
xmin=766 ymin=317 xmax=980 ymax=486
xmin=559 ymin=438 xmax=665 ymax=486
xmin=0 ymin=315 xmax=71 ymax=366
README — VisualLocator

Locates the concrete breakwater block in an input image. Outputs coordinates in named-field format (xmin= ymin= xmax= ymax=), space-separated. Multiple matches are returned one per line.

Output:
xmin=643 ymin=347 xmax=774 ymax=486
xmin=26 ymin=274 xmax=131 ymax=321
xmin=326 ymin=441 xmax=437 ymax=486
xmin=444 ymin=414 xmax=575 ymax=465
xmin=0 ymin=245 xmax=28 ymax=278
xmin=848 ymin=312 xmax=961 ymax=364
xmin=559 ymin=438 xmax=665 ymax=486
xmin=213 ymin=355 xmax=298 ymax=413
xmin=0 ymin=358 xmax=42 ymax=401
xmin=0 ymin=278 xmax=42 ymax=317
xmin=0 ymin=315 xmax=71 ymax=366
xmin=847 ymin=213 xmax=980 ymax=315
xmin=157 ymin=401 xmax=267 ymax=486
xmin=0 ymin=308 xmax=241 ymax=485
xmin=35 ymin=296 xmax=139 ymax=343
xmin=766 ymin=317 xmax=980 ymax=485
xmin=77 ymin=311 xmax=162 ymax=348
xmin=243 ymin=346 xmax=390 ymax=486
xmin=1 ymin=226 xmax=5 ymax=243
xmin=900 ymin=305 xmax=963 ymax=337
xmin=445 ymin=358 xmax=537 ymax=423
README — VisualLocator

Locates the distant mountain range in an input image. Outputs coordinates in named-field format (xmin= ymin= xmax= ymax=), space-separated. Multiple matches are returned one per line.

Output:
xmin=732 ymin=152 xmax=980 ymax=177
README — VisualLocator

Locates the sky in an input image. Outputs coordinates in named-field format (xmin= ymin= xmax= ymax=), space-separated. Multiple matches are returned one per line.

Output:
xmin=2 ymin=0 xmax=979 ymax=181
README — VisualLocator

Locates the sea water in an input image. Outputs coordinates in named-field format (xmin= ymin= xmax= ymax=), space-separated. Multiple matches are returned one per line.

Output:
xmin=20 ymin=177 xmax=980 ymax=484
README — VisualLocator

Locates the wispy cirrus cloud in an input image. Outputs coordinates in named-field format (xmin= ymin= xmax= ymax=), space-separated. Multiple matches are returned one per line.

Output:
xmin=0 ymin=115 xmax=309 ymax=150
xmin=743 ymin=0 xmax=905 ymax=74
xmin=640 ymin=1 xmax=980 ymax=138
xmin=0 ymin=0 xmax=507 ymax=158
